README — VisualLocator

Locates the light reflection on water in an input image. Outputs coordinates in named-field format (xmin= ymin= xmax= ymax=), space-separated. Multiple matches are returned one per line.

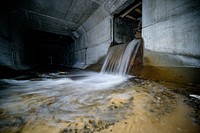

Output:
xmin=0 ymin=70 xmax=199 ymax=133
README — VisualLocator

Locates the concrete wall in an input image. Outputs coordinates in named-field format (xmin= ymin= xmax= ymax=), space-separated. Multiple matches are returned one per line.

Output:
xmin=140 ymin=0 xmax=200 ymax=84
xmin=142 ymin=0 xmax=200 ymax=67
xmin=0 ymin=10 xmax=26 ymax=70
xmin=72 ymin=7 xmax=112 ymax=68
xmin=0 ymin=38 xmax=13 ymax=67
xmin=72 ymin=0 xmax=135 ymax=68
xmin=0 ymin=11 xmax=13 ymax=68
xmin=0 ymin=37 xmax=26 ymax=70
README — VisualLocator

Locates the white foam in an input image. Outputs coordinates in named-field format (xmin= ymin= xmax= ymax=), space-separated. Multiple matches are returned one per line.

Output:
xmin=190 ymin=94 xmax=200 ymax=100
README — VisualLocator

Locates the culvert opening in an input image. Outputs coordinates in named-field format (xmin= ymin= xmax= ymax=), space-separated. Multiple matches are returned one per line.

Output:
xmin=103 ymin=0 xmax=143 ymax=75
xmin=23 ymin=29 xmax=74 ymax=68
xmin=113 ymin=0 xmax=142 ymax=45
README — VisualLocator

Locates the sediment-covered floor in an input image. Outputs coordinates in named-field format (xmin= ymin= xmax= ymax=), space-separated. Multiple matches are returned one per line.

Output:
xmin=0 ymin=70 xmax=199 ymax=133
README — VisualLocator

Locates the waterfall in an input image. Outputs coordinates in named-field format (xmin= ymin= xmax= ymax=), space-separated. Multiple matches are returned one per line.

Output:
xmin=101 ymin=39 xmax=141 ymax=76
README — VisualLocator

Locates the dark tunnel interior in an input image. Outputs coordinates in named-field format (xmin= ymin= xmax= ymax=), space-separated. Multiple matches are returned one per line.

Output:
xmin=0 ymin=0 xmax=200 ymax=132
xmin=23 ymin=30 xmax=74 ymax=67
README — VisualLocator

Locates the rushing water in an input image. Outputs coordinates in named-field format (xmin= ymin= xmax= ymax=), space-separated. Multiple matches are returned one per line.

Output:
xmin=0 ymin=39 xmax=199 ymax=132
xmin=0 ymin=70 xmax=199 ymax=133
xmin=101 ymin=39 xmax=141 ymax=75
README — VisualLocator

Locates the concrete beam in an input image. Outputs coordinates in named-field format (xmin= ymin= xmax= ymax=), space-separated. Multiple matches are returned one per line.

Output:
xmin=120 ymin=2 xmax=141 ymax=18
xmin=125 ymin=15 xmax=136 ymax=20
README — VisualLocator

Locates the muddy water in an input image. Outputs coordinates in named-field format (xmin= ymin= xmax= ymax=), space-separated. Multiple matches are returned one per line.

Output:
xmin=0 ymin=70 xmax=199 ymax=133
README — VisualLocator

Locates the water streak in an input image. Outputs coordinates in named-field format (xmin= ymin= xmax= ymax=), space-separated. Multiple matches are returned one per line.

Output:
xmin=101 ymin=39 xmax=141 ymax=75
xmin=0 ymin=71 xmax=199 ymax=133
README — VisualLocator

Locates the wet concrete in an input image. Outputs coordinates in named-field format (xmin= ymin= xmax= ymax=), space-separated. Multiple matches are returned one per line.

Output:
xmin=138 ymin=66 xmax=200 ymax=84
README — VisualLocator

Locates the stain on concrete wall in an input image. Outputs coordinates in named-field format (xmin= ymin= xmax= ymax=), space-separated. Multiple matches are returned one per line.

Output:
xmin=142 ymin=0 xmax=200 ymax=67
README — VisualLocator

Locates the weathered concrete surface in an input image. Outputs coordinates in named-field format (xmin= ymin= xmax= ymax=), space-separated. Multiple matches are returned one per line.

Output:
xmin=87 ymin=17 xmax=112 ymax=47
xmin=104 ymin=0 xmax=135 ymax=15
xmin=0 ymin=0 xmax=134 ymax=70
xmin=142 ymin=0 xmax=200 ymax=67
xmin=72 ymin=7 xmax=112 ymax=68
xmin=72 ymin=1 xmax=134 ymax=68
xmin=139 ymin=66 xmax=200 ymax=84
xmin=140 ymin=0 xmax=200 ymax=84
xmin=144 ymin=49 xmax=200 ymax=67
xmin=86 ymin=42 xmax=111 ymax=66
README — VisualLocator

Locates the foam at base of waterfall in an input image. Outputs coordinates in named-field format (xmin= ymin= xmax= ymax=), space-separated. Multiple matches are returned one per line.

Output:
xmin=0 ymin=71 xmax=127 ymax=92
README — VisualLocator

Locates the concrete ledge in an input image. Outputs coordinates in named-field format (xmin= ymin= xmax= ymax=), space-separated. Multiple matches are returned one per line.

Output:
xmin=144 ymin=49 xmax=200 ymax=67
xmin=137 ymin=49 xmax=200 ymax=84
xmin=73 ymin=62 xmax=85 ymax=69
xmin=138 ymin=66 xmax=200 ymax=84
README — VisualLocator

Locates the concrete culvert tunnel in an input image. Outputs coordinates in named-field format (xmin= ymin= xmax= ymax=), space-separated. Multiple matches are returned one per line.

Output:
xmin=0 ymin=0 xmax=200 ymax=133
xmin=23 ymin=29 xmax=74 ymax=67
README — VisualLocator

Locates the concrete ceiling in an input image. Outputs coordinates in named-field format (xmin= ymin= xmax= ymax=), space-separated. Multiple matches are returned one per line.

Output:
xmin=1 ymin=0 xmax=108 ymax=36
xmin=1 ymin=0 xmax=135 ymax=37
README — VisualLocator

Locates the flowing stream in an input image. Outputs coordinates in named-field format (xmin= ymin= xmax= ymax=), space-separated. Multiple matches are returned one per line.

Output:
xmin=0 ymin=70 xmax=199 ymax=133
xmin=0 ymin=39 xmax=199 ymax=132
xmin=101 ymin=39 xmax=141 ymax=75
